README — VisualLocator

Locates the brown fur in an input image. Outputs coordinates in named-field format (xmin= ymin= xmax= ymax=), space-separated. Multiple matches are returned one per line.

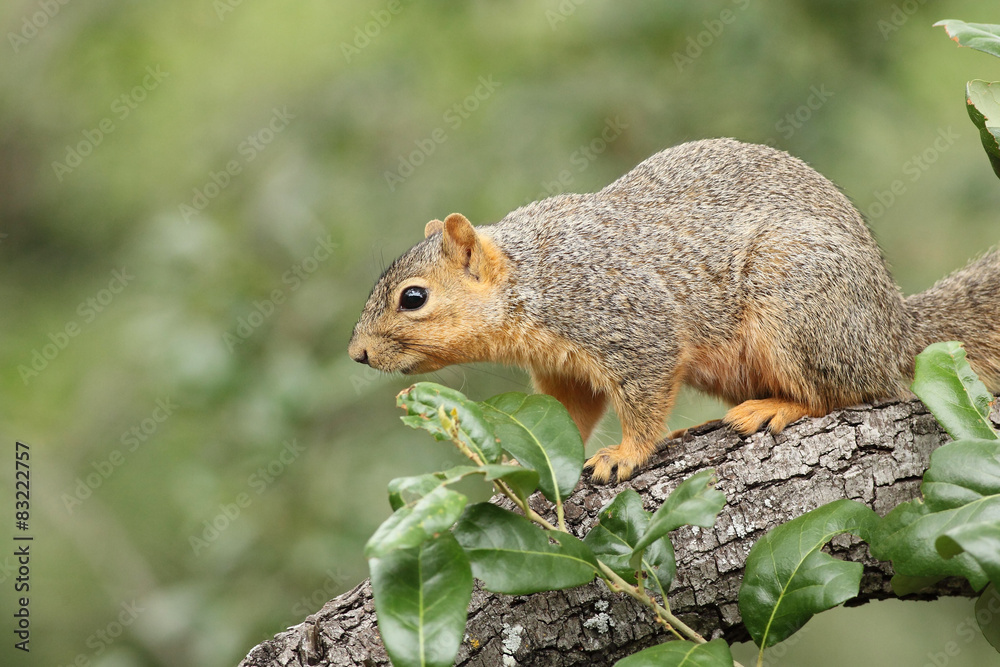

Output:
xmin=349 ymin=140 xmax=1000 ymax=483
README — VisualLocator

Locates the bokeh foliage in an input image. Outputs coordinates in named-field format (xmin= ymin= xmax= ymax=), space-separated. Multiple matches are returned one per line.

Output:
xmin=1 ymin=1 xmax=999 ymax=666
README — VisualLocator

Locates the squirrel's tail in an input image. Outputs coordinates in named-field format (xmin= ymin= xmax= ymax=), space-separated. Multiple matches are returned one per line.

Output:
xmin=904 ymin=249 xmax=1000 ymax=392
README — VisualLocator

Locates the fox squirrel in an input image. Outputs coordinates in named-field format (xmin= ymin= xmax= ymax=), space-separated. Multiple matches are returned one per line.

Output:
xmin=348 ymin=138 xmax=1000 ymax=483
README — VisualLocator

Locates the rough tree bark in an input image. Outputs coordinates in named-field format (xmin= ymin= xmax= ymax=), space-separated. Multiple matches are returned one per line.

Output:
xmin=238 ymin=398 xmax=994 ymax=667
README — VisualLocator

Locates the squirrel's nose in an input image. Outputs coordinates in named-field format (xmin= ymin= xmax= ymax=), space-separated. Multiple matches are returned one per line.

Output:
xmin=347 ymin=332 xmax=370 ymax=365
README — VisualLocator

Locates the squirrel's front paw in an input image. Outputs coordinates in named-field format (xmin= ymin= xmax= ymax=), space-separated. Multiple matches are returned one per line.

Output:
xmin=584 ymin=446 xmax=639 ymax=484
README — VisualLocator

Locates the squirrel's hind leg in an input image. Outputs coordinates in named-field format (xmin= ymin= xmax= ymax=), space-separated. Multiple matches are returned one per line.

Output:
xmin=723 ymin=398 xmax=818 ymax=435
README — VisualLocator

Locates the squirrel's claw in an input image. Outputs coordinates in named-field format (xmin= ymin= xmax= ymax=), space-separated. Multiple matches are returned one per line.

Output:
xmin=585 ymin=446 xmax=638 ymax=484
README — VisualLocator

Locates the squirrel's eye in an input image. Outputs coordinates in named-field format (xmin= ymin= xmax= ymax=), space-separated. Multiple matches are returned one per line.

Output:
xmin=399 ymin=286 xmax=428 ymax=311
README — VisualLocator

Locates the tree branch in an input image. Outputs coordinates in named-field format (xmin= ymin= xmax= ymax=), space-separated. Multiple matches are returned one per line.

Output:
xmin=237 ymin=399 xmax=989 ymax=667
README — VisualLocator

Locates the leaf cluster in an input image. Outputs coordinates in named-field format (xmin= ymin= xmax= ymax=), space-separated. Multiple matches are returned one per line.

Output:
xmin=935 ymin=20 xmax=1000 ymax=179
xmin=368 ymin=382 xmax=730 ymax=666
xmin=868 ymin=342 xmax=1000 ymax=652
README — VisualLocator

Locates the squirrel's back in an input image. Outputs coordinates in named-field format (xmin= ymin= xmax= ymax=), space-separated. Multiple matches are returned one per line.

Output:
xmin=484 ymin=138 xmax=911 ymax=410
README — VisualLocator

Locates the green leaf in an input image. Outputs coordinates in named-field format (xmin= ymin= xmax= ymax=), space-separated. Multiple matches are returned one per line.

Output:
xmin=924 ymin=441 xmax=1000 ymax=512
xmin=935 ymin=20 xmax=1000 ymax=58
xmin=739 ymin=499 xmax=878 ymax=648
xmin=481 ymin=392 xmax=584 ymax=504
xmin=870 ymin=440 xmax=1000 ymax=591
xmin=584 ymin=489 xmax=676 ymax=600
xmin=614 ymin=638 xmax=734 ymax=667
xmin=476 ymin=464 xmax=541 ymax=502
xmin=911 ymin=342 xmax=998 ymax=441
xmin=365 ymin=486 xmax=468 ymax=558
xmin=631 ymin=469 xmax=726 ymax=566
xmin=387 ymin=465 xmax=539 ymax=511
xmin=397 ymin=382 xmax=502 ymax=463
xmin=453 ymin=502 xmax=598 ymax=594
xmin=975 ymin=583 xmax=1000 ymax=652
xmin=874 ymin=500 xmax=952 ymax=588
xmin=937 ymin=521 xmax=1000 ymax=587
xmin=369 ymin=532 xmax=472 ymax=667
xmin=934 ymin=21 xmax=1000 ymax=179
xmin=966 ymin=80 xmax=1000 ymax=181
xmin=388 ymin=473 xmax=452 ymax=512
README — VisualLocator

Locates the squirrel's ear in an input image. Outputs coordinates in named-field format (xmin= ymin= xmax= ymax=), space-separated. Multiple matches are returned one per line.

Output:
xmin=441 ymin=213 xmax=480 ymax=269
xmin=441 ymin=213 xmax=503 ymax=282
xmin=424 ymin=219 xmax=444 ymax=238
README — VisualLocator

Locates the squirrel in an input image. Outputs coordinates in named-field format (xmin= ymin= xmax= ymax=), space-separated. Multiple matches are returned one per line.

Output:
xmin=348 ymin=138 xmax=1000 ymax=483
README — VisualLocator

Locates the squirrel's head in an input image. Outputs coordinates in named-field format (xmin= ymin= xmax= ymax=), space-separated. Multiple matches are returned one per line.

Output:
xmin=348 ymin=213 xmax=509 ymax=374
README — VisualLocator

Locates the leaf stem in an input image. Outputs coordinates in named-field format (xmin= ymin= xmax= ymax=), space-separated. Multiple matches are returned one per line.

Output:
xmin=493 ymin=473 xmax=750 ymax=667
xmin=444 ymin=413 xmax=561 ymax=529
xmin=492 ymin=466 xmax=749 ymax=663
xmin=444 ymin=408 xmax=746 ymax=664
xmin=494 ymin=480 xmax=556 ymax=529
xmin=441 ymin=408 xmax=487 ymax=467
xmin=596 ymin=561 xmax=708 ymax=644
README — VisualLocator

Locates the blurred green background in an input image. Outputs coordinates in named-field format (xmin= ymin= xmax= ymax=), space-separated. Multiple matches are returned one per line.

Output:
xmin=2 ymin=1 xmax=999 ymax=665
